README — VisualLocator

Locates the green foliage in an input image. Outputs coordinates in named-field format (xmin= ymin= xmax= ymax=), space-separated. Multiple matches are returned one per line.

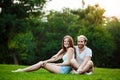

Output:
xmin=8 ymin=32 xmax=34 ymax=50
xmin=8 ymin=31 xmax=36 ymax=64
xmin=106 ymin=18 xmax=120 ymax=68
xmin=71 ymin=4 xmax=105 ymax=26
xmin=0 ymin=64 xmax=120 ymax=80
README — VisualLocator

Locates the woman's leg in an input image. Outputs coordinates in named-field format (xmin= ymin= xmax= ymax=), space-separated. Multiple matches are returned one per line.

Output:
xmin=70 ymin=59 xmax=80 ymax=70
xmin=42 ymin=63 xmax=60 ymax=73
xmin=21 ymin=61 xmax=44 ymax=72
xmin=12 ymin=61 xmax=44 ymax=72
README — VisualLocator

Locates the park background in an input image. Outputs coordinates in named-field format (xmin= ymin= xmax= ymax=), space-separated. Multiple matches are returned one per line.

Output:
xmin=0 ymin=0 xmax=120 ymax=68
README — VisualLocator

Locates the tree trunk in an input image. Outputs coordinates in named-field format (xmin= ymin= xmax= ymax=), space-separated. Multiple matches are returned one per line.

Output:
xmin=12 ymin=52 xmax=19 ymax=65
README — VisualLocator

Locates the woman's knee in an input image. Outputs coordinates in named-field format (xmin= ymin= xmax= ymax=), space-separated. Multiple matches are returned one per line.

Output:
xmin=35 ymin=61 xmax=44 ymax=67
xmin=70 ymin=59 xmax=77 ymax=65
xmin=42 ymin=63 xmax=51 ymax=68
xmin=70 ymin=59 xmax=79 ymax=69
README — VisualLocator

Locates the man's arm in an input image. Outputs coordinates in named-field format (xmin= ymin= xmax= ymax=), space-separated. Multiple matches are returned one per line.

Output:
xmin=77 ymin=56 xmax=91 ymax=72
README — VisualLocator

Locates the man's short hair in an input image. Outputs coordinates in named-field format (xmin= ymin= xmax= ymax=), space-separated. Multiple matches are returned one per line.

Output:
xmin=77 ymin=35 xmax=88 ymax=42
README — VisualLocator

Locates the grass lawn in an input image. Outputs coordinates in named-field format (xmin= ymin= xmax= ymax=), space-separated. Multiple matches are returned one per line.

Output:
xmin=0 ymin=64 xmax=120 ymax=80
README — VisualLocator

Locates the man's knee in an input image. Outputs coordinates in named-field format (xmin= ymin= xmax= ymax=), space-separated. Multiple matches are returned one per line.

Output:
xmin=88 ymin=60 xmax=94 ymax=66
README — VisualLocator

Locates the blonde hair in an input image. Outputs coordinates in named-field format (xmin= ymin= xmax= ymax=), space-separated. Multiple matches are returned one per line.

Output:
xmin=77 ymin=35 xmax=88 ymax=42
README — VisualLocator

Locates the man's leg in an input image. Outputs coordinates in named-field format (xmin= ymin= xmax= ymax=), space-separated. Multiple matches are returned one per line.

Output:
xmin=77 ymin=60 xmax=94 ymax=74
xmin=82 ymin=60 xmax=94 ymax=72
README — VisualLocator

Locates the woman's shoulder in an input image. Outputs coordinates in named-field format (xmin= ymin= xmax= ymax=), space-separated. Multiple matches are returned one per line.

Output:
xmin=67 ymin=47 xmax=74 ymax=52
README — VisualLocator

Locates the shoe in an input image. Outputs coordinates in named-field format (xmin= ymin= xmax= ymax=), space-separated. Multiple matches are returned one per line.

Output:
xmin=11 ymin=69 xmax=22 ymax=72
xmin=71 ymin=70 xmax=79 ymax=74
xmin=85 ymin=71 xmax=92 ymax=75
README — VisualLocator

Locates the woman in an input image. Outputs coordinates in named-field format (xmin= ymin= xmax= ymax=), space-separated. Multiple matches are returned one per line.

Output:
xmin=12 ymin=35 xmax=75 ymax=74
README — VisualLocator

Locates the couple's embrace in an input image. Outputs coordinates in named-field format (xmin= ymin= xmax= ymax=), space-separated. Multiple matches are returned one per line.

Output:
xmin=12 ymin=35 xmax=94 ymax=75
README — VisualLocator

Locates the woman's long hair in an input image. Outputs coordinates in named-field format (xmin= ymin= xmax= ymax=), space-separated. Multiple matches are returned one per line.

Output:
xmin=62 ymin=35 xmax=75 ymax=52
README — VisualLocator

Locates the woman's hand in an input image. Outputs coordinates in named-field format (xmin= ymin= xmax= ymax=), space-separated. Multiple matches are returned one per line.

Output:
xmin=55 ymin=63 xmax=60 ymax=66
xmin=52 ymin=55 xmax=57 ymax=59
xmin=41 ymin=61 xmax=48 ymax=66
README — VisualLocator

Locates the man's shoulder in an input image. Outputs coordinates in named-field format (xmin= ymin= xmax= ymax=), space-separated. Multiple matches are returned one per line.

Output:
xmin=85 ymin=46 xmax=91 ymax=49
xmin=85 ymin=46 xmax=92 ymax=51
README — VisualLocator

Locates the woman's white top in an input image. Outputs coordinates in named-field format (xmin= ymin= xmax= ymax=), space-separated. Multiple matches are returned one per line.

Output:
xmin=62 ymin=51 xmax=74 ymax=62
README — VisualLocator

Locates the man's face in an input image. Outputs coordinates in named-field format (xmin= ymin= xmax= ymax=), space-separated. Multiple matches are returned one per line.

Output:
xmin=77 ymin=37 xmax=86 ymax=49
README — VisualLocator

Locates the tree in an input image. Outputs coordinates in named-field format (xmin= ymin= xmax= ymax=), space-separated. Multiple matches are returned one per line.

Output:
xmin=106 ymin=17 xmax=120 ymax=68
xmin=0 ymin=0 xmax=48 ymax=64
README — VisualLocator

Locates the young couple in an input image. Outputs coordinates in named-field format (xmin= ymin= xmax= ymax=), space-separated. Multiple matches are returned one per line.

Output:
xmin=12 ymin=35 xmax=94 ymax=75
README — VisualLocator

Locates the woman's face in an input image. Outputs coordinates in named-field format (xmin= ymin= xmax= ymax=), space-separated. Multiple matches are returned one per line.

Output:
xmin=64 ymin=38 xmax=70 ymax=48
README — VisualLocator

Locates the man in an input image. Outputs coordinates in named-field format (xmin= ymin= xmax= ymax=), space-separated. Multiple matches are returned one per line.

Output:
xmin=71 ymin=35 xmax=94 ymax=75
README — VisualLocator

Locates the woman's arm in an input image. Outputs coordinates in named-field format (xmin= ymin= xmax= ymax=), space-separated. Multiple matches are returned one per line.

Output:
xmin=56 ymin=47 xmax=74 ymax=66
xmin=44 ymin=49 xmax=64 ymax=63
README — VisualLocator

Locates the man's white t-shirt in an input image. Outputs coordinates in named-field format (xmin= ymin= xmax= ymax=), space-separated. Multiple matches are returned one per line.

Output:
xmin=75 ymin=46 xmax=92 ymax=64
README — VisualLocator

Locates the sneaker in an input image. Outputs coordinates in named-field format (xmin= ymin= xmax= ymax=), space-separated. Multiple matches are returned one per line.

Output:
xmin=11 ymin=69 xmax=22 ymax=72
xmin=71 ymin=70 xmax=79 ymax=74
xmin=85 ymin=71 xmax=92 ymax=75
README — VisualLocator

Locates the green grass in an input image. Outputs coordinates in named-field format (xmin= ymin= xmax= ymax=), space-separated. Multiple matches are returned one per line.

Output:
xmin=0 ymin=64 xmax=120 ymax=80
